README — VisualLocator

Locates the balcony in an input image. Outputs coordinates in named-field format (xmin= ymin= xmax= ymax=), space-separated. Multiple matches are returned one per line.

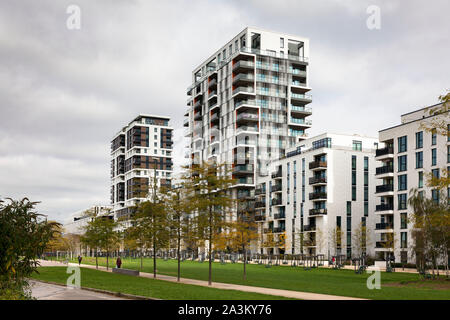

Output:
xmin=232 ymin=73 xmax=254 ymax=84
xmin=210 ymin=112 xmax=219 ymax=122
xmin=375 ymin=241 xmax=391 ymax=249
xmin=271 ymin=170 xmax=282 ymax=179
xmin=309 ymin=208 xmax=327 ymax=216
xmin=303 ymin=225 xmax=316 ymax=232
xmin=235 ymin=99 xmax=257 ymax=109
xmin=376 ymin=165 xmax=394 ymax=175
xmin=232 ymin=86 xmax=255 ymax=96
xmin=270 ymin=184 xmax=282 ymax=192
xmin=291 ymin=105 xmax=312 ymax=115
xmin=255 ymin=201 xmax=266 ymax=208
xmin=309 ymin=192 xmax=327 ymax=200
xmin=273 ymin=227 xmax=285 ymax=233
xmin=376 ymin=147 xmax=394 ymax=158
xmin=236 ymin=126 xmax=259 ymax=135
xmin=232 ymin=164 xmax=254 ymax=175
xmin=233 ymin=60 xmax=254 ymax=71
xmin=236 ymin=113 xmax=259 ymax=123
xmin=375 ymin=223 xmax=394 ymax=230
xmin=208 ymin=78 xmax=217 ymax=88
xmin=290 ymin=93 xmax=312 ymax=103
xmin=271 ymin=198 xmax=283 ymax=206
xmin=274 ymin=213 xmax=286 ymax=220
xmin=289 ymin=117 xmax=312 ymax=127
xmin=375 ymin=203 xmax=394 ymax=212
xmin=236 ymin=177 xmax=254 ymax=185
xmin=254 ymin=215 xmax=265 ymax=222
xmin=309 ymin=177 xmax=327 ymax=185
xmin=309 ymin=161 xmax=327 ymax=170
xmin=255 ymin=187 xmax=266 ymax=195
xmin=376 ymin=184 xmax=394 ymax=194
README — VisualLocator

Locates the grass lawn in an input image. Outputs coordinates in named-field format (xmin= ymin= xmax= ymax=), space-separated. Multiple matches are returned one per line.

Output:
xmin=30 ymin=267 xmax=294 ymax=300
xmin=69 ymin=257 xmax=450 ymax=300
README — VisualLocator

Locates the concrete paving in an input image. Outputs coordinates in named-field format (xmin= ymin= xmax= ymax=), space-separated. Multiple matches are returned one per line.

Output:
xmin=30 ymin=280 xmax=125 ymax=300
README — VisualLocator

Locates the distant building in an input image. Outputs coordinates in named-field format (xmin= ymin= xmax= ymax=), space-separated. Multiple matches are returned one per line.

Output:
xmin=63 ymin=205 xmax=112 ymax=235
xmin=110 ymin=115 xmax=174 ymax=220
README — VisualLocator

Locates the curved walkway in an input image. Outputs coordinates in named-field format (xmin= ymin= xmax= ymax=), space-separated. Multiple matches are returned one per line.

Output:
xmin=38 ymin=260 xmax=365 ymax=300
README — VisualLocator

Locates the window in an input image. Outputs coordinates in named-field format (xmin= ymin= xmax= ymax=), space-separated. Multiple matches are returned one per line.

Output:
xmin=352 ymin=155 xmax=357 ymax=170
xmin=398 ymin=155 xmax=407 ymax=172
xmin=432 ymin=129 xmax=437 ymax=145
xmin=347 ymin=201 xmax=351 ymax=215
xmin=364 ymin=202 xmax=368 ymax=216
xmin=401 ymin=213 xmax=407 ymax=229
xmin=415 ymin=151 xmax=423 ymax=168
xmin=398 ymin=136 xmax=407 ymax=153
xmin=448 ymin=145 xmax=450 ymax=163
xmin=364 ymin=157 xmax=369 ymax=171
xmin=432 ymin=168 xmax=440 ymax=179
xmin=415 ymin=131 xmax=423 ymax=149
xmin=401 ymin=232 xmax=407 ymax=249
xmin=280 ymin=37 xmax=284 ymax=48
xmin=352 ymin=140 xmax=362 ymax=151
xmin=432 ymin=148 xmax=437 ymax=166
xmin=398 ymin=174 xmax=407 ymax=191
xmin=418 ymin=171 xmax=423 ymax=188
xmin=432 ymin=189 xmax=439 ymax=204
xmin=352 ymin=186 xmax=357 ymax=201
xmin=398 ymin=193 xmax=407 ymax=210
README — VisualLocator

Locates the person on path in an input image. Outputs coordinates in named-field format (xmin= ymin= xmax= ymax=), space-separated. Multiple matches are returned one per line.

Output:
xmin=116 ymin=256 xmax=122 ymax=269
xmin=78 ymin=255 xmax=82 ymax=265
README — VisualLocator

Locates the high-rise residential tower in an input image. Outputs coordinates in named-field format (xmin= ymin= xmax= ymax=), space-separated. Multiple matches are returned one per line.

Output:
xmin=111 ymin=115 xmax=173 ymax=220
xmin=184 ymin=27 xmax=312 ymax=217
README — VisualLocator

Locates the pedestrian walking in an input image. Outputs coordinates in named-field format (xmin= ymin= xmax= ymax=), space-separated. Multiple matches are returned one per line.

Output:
xmin=78 ymin=255 xmax=82 ymax=265
xmin=116 ymin=256 xmax=122 ymax=269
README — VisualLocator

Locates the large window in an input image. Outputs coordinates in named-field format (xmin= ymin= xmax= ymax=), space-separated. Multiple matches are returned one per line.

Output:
xmin=401 ymin=213 xmax=407 ymax=229
xmin=398 ymin=136 xmax=407 ymax=153
xmin=401 ymin=232 xmax=407 ymax=249
xmin=418 ymin=171 xmax=423 ymax=188
xmin=415 ymin=131 xmax=423 ymax=149
xmin=398 ymin=155 xmax=407 ymax=172
xmin=398 ymin=174 xmax=407 ymax=191
xmin=431 ymin=148 xmax=437 ymax=166
xmin=431 ymin=129 xmax=437 ymax=145
xmin=398 ymin=193 xmax=407 ymax=210
xmin=415 ymin=151 xmax=423 ymax=168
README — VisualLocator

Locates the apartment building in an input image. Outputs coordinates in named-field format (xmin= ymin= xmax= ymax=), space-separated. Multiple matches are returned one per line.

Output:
xmin=64 ymin=205 xmax=112 ymax=235
xmin=111 ymin=115 xmax=173 ymax=220
xmin=375 ymin=103 xmax=449 ymax=263
xmin=184 ymin=27 xmax=312 ymax=218
xmin=254 ymin=133 xmax=379 ymax=259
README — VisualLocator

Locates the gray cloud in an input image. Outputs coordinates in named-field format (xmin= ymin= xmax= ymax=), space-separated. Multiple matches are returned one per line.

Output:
xmin=0 ymin=0 xmax=449 ymax=222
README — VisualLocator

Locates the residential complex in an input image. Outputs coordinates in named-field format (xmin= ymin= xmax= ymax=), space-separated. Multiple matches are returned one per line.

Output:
xmin=254 ymin=133 xmax=379 ymax=259
xmin=374 ymin=103 xmax=449 ymax=263
xmin=64 ymin=205 xmax=112 ymax=235
xmin=110 ymin=115 xmax=173 ymax=220
xmin=184 ymin=27 xmax=312 ymax=218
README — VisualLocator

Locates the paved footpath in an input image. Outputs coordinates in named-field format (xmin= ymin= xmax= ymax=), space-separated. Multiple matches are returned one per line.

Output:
xmin=37 ymin=260 xmax=364 ymax=300
xmin=30 ymin=280 xmax=125 ymax=300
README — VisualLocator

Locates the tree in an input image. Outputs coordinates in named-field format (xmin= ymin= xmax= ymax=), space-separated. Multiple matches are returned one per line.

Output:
xmin=81 ymin=213 xmax=120 ymax=270
xmin=122 ymin=213 xmax=148 ymax=271
xmin=329 ymin=226 xmax=344 ymax=257
xmin=45 ymin=223 xmax=68 ymax=257
xmin=352 ymin=222 xmax=371 ymax=258
xmin=408 ymin=188 xmax=450 ymax=278
xmin=228 ymin=212 xmax=259 ymax=281
xmin=0 ymin=198 xmax=60 ymax=299
xmin=186 ymin=161 xmax=236 ymax=286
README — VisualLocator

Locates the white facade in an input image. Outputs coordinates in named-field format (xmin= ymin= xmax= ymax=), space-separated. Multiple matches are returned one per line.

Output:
xmin=111 ymin=114 xmax=173 ymax=220
xmin=375 ymin=103 xmax=449 ymax=263
xmin=63 ymin=205 xmax=112 ymax=235
xmin=255 ymin=133 xmax=379 ymax=259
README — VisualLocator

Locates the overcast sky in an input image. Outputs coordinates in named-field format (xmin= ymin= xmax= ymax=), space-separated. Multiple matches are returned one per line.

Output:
xmin=0 ymin=0 xmax=449 ymax=222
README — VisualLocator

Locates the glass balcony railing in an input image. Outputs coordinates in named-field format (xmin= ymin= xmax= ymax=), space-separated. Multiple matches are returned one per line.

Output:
xmin=290 ymin=118 xmax=312 ymax=125
xmin=235 ymin=100 xmax=257 ymax=109
xmin=291 ymin=93 xmax=312 ymax=100
xmin=291 ymin=105 xmax=312 ymax=113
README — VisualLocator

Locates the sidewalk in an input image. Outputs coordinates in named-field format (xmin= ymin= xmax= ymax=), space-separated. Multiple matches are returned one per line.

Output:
xmin=39 ymin=260 xmax=365 ymax=300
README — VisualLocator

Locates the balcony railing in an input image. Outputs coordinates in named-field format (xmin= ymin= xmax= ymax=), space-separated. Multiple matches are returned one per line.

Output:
xmin=309 ymin=208 xmax=327 ymax=216
xmin=309 ymin=192 xmax=327 ymax=200
xmin=255 ymin=201 xmax=266 ymax=208
xmin=274 ymin=213 xmax=286 ymax=219
xmin=290 ymin=118 xmax=312 ymax=125
xmin=236 ymin=113 xmax=259 ymax=122
xmin=375 ymin=203 xmax=394 ymax=212
xmin=233 ymin=73 xmax=254 ymax=83
xmin=271 ymin=198 xmax=282 ymax=206
xmin=375 ymin=223 xmax=394 ymax=230
xmin=376 ymin=147 xmax=394 ymax=157
xmin=270 ymin=184 xmax=282 ymax=192
xmin=291 ymin=105 xmax=312 ymax=113
xmin=309 ymin=161 xmax=327 ymax=170
xmin=235 ymin=100 xmax=257 ymax=109
xmin=303 ymin=225 xmax=316 ymax=232
xmin=376 ymin=165 xmax=394 ymax=175
xmin=255 ymin=187 xmax=266 ymax=195
xmin=233 ymin=164 xmax=254 ymax=174
xmin=232 ymin=86 xmax=255 ymax=96
xmin=309 ymin=177 xmax=327 ymax=185
xmin=273 ymin=227 xmax=285 ymax=233
xmin=271 ymin=170 xmax=282 ymax=178
xmin=254 ymin=215 xmax=265 ymax=222
xmin=376 ymin=184 xmax=394 ymax=193
xmin=291 ymin=93 xmax=312 ymax=101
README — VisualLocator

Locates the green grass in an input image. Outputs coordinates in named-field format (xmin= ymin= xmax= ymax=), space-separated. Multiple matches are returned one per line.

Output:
xmin=30 ymin=267 xmax=294 ymax=300
xmin=70 ymin=257 xmax=450 ymax=300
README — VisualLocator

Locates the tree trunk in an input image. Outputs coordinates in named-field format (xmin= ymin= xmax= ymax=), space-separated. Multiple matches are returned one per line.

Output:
xmin=177 ymin=219 xmax=181 ymax=282
xmin=140 ymin=250 xmax=143 ymax=271
xmin=153 ymin=240 xmax=157 ymax=278
xmin=243 ymin=246 xmax=247 ymax=281
xmin=95 ymin=251 xmax=98 ymax=270
xmin=208 ymin=208 xmax=212 ymax=286
xmin=106 ymin=251 xmax=109 ymax=270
